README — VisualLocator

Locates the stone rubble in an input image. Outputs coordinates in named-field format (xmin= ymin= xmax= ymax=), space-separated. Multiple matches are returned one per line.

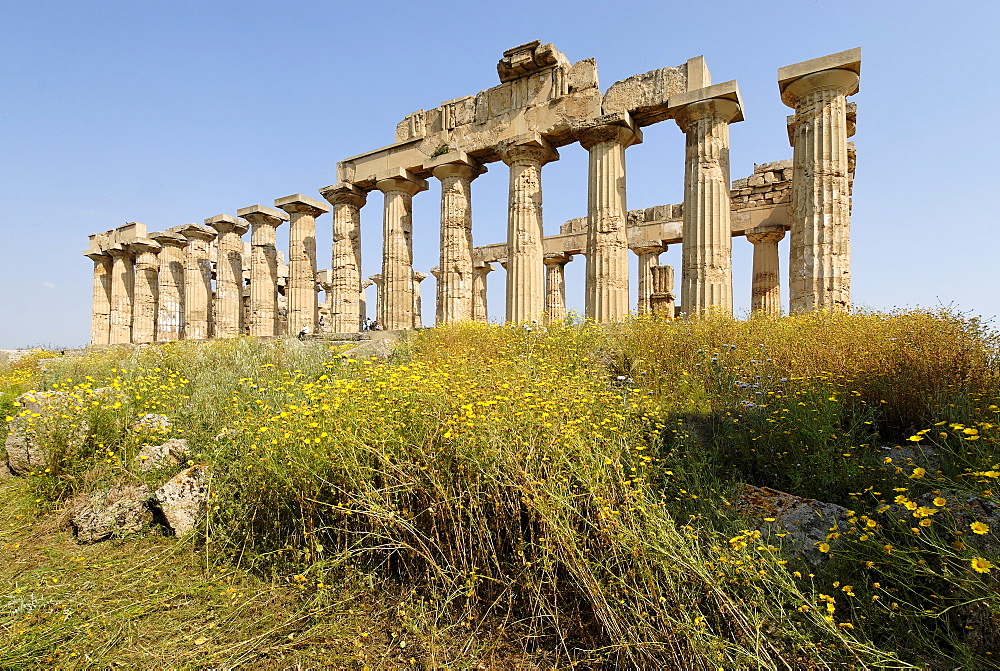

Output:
xmin=153 ymin=465 xmax=210 ymax=536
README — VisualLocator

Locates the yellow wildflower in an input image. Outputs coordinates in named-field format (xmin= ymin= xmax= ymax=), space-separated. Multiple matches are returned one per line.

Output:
xmin=970 ymin=557 xmax=993 ymax=573
xmin=970 ymin=521 xmax=989 ymax=535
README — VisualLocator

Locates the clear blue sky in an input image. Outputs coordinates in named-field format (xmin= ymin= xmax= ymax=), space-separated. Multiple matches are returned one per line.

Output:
xmin=2 ymin=0 xmax=997 ymax=348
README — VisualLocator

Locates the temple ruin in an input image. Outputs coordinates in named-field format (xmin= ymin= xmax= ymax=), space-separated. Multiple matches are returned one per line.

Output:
xmin=84 ymin=42 xmax=860 ymax=344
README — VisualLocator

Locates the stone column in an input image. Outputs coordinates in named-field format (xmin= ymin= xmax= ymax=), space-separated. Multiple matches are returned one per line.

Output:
xmin=577 ymin=115 xmax=642 ymax=323
xmin=746 ymin=225 xmax=786 ymax=316
xmin=368 ymin=274 xmax=383 ymax=328
xmin=672 ymin=85 xmax=743 ymax=316
xmin=360 ymin=278 xmax=374 ymax=327
xmin=128 ymin=238 xmax=161 ymax=344
xmin=650 ymin=265 xmax=676 ymax=317
xmin=179 ymin=224 xmax=216 ymax=340
xmin=779 ymin=49 xmax=861 ymax=313
xmin=497 ymin=133 xmax=559 ymax=324
xmin=106 ymin=244 xmax=134 ymax=344
xmin=412 ymin=271 xmax=428 ymax=329
xmin=275 ymin=194 xmax=329 ymax=336
xmin=543 ymin=253 xmax=572 ymax=320
xmin=631 ymin=242 xmax=666 ymax=315
xmin=375 ymin=169 xmax=428 ymax=330
xmin=472 ymin=262 xmax=493 ymax=323
xmin=85 ymin=250 xmax=113 ymax=345
xmin=428 ymin=267 xmax=443 ymax=324
xmin=319 ymin=183 xmax=367 ymax=334
xmin=237 ymin=205 xmax=289 ymax=337
xmin=151 ymin=232 xmax=187 ymax=341
xmin=205 ymin=214 xmax=248 ymax=338
xmin=425 ymin=151 xmax=486 ymax=325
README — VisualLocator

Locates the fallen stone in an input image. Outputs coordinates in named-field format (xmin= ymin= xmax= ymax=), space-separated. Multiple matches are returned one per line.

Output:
xmin=4 ymin=391 xmax=90 ymax=475
xmin=154 ymin=465 xmax=209 ymax=536
xmin=71 ymin=484 xmax=152 ymax=544
xmin=341 ymin=337 xmax=396 ymax=362
xmin=134 ymin=438 xmax=189 ymax=472
xmin=133 ymin=413 xmax=172 ymax=433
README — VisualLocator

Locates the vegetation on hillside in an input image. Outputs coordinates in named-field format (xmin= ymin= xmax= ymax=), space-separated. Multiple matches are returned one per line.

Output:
xmin=1 ymin=310 xmax=998 ymax=667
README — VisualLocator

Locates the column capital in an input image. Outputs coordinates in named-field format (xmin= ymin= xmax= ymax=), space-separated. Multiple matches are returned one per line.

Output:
xmin=425 ymin=150 xmax=486 ymax=181
xmin=237 ymin=205 xmax=289 ymax=227
xmin=361 ymin=278 xmax=375 ymax=290
xmin=575 ymin=113 xmax=643 ymax=150
xmin=780 ymin=69 xmax=860 ymax=108
xmin=374 ymin=168 xmax=428 ymax=196
xmin=275 ymin=193 xmax=331 ymax=217
xmin=151 ymin=231 xmax=188 ymax=248
xmin=368 ymin=273 xmax=383 ymax=285
xmin=105 ymin=243 xmax=131 ymax=258
xmin=669 ymin=80 xmax=744 ymax=130
xmin=746 ymin=224 xmax=787 ymax=245
xmin=413 ymin=271 xmax=428 ymax=282
xmin=179 ymin=223 xmax=218 ymax=242
xmin=319 ymin=182 xmax=368 ymax=208
xmin=543 ymin=252 xmax=573 ymax=266
xmin=630 ymin=241 xmax=667 ymax=256
xmin=496 ymin=132 xmax=559 ymax=166
xmin=124 ymin=237 xmax=161 ymax=255
xmin=205 ymin=213 xmax=249 ymax=236
xmin=778 ymin=48 xmax=861 ymax=107
xmin=473 ymin=261 xmax=494 ymax=275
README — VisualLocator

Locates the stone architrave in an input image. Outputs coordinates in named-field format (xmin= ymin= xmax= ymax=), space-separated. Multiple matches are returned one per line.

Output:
xmin=576 ymin=114 xmax=642 ymax=323
xmin=472 ymin=262 xmax=492 ymax=323
xmin=631 ymin=242 xmax=666 ymax=315
xmin=151 ymin=232 xmax=187 ymax=341
xmin=106 ymin=244 xmax=134 ymax=344
xmin=205 ymin=214 xmax=248 ymax=338
xmin=359 ymin=278 xmax=373 ymax=327
xmin=275 ymin=194 xmax=330 ymax=336
xmin=746 ymin=225 xmax=786 ymax=315
xmin=374 ymin=169 xmax=428 ymax=330
xmin=670 ymin=82 xmax=744 ymax=316
xmin=127 ymin=238 xmax=161 ymax=344
xmin=412 ymin=271 xmax=428 ymax=328
xmin=238 ymin=205 xmax=289 ymax=337
xmin=178 ymin=224 xmax=216 ymax=340
xmin=85 ymin=250 xmax=113 ymax=345
xmin=425 ymin=151 xmax=486 ymax=325
xmin=543 ymin=253 xmax=572 ymax=320
xmin=319 ymin=183 xmax=367 ymax=333
xmin=650 ymin=265 xmax=676 ymax=317
xmin=779 ymin=49 xmax=861 ymax=313
xmin=496 ymin=133 xmax=559 ymax=324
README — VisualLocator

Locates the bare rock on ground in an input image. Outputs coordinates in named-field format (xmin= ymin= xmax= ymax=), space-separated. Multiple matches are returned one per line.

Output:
xmin=133 ymin=413 xmax=172 ymax=433
xmin=4 ymin=391 xmax=90 ymax=475
xmin=135 ymin=438 xmax=189 ymax=472
xmin=342 ymin=337 xmax=396 ymax=362
xmin=71 ymin=484 xmax=152 ymax=544
xmin=154 ymin=465 xmax=209 ymax=536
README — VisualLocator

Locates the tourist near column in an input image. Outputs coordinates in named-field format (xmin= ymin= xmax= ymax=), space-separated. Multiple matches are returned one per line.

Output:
xmin=746 ymin=225 xmax=786 ymax=316
xmin=631 ymin=242 xmax=666 ymax=315
xmin=496 ymin=133 xmax=559 ymax=324
xmin=238 ymin=205 xmax=289 ymax=337
xmin=319 ymin=183 xmax=367 ymax=333
xmin=204 ymin=215 xmax=248 ymax=338
xmin=543 ymin=253 xmax=572 ymax=321
xmin=425 ymin=151 xmax=486 ymax=325
xmin=671 ymin=82 xmax=744 ymax=315
xmin=151 ymin=232 xmax=187 ymax=341
xmin=779 ymin=48 xmax=861 ymax=313
xmin=84 ymin=241 xmax=112 ymax=345
xmin=179 ymin=224 xmax=216 ymax=340
xmin=649 ymin=265 xmax=676 ymax=317
xmin=106 ymin=244 xmax=134 ymax=344
xmin=374 ymin=169 xmax=427 ymax=330
xmin=127 ymin=238 xmax=161 ymax=344
xmin=275 ymin=194 xmax=329 ymax=337
xmin=577 ymin=114 xmax=642 ymax=322
xmin=412 ymin=271 xmax=428 ymax=328
xmin=472 ymin=262 xmax=493 ymax=322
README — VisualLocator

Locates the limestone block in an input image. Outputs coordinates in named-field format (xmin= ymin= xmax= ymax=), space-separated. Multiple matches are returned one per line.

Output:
xmin=153 ymin=465 xmax=209 ymax=536
xmin=395 ymin=110 xmax=426 ymax=143
xmin=133 ymin=413 xmax=171 ymax=433
xmin=71 ymin=484 xmax=152 ymax=544
xmin=135 ymin=438 xmax=188 ymax=472
xmin=602 ymin=65 xmax=688 ymax=126
xmin=568 ymin=58 xmax=598 ymax=92
xmin=5 ymin=391 xmax=91 ymax=475
xmin=497 ymin=40 xmax=567 ymax=83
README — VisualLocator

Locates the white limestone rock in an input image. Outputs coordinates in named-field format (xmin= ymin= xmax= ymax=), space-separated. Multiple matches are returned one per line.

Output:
xmin=133 ymin=413 xmax=171 ymax=433
xmin=4 ymin=391 xmax=89 ymax=475
xmin=71 ymin=484 xmax=152 ymax=544
xmin=134 ymin=438 xmax=189 ymax=472
xmin=154 ymin=465 xmax=209 ymax=536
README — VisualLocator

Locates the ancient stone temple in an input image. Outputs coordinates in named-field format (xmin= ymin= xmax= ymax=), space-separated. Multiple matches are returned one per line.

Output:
xmin=84 ymin=43 xmax=859 ymax=344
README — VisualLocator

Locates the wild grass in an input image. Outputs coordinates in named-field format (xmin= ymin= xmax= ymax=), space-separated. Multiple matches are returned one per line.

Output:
xmin=2 ymin=309 xmax=998 ymax=667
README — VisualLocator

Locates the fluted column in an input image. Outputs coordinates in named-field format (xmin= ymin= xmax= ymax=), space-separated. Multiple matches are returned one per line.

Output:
xmin=178 ymin=224 xmax=216 ymax=340
xmin=375 ymin=169 xmax=428 ymax=330
xmin=275 ymin=194 xmax=329 ymax=336
xmin=543 ymin=253 xmax=572 ymax=320
xmin=631 ymin=242 xmax=666 ymax=315
xmin=106 ymin=245 xmax=134 ymax=344
xmin=780 ymin=50 xmax=861 ymax=313
xmin=428 ymin=267 xmax=443 ymax=324
xmin=412 ymin=271 xmax=428 ymax=328
xmin=205 ymin=214 xmax=248 ymax=338
xmin=577 ymin=115 xmax=642 ymax=322
xmin=426 ymin=151 xmax=486 ymax=325
xmin=128 ymin=238 xmax=161 ymax=344
xmin=359 ymin=278 xmax=373 ymax=327
xmin=497 ymin=133 xmax=559 ymax=324
xmin=472 ymin=262 xmax=493 ymax=323
xmin=319 ymin=183 xmax=367 ymax=334
xmin=746 ymin=225 xmax=786 ymax=315
xmin=85 ymin=250 xmax=113 ymax=345
xmin=650 ymin=265 xmax=676 ymax=317
xmin=368 ymin=274 xmax=383 ymax=328
xmin=674 ymin=89 xmax=743 ymax=316
xmin=237 ymin=205 xmax=288 ymax=337
xmin=151 ymin=232 xmax=187 ymax=341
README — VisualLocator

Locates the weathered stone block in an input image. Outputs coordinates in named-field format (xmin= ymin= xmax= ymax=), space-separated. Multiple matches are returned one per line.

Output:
xmin=154 ymin=465 xmax=209 ymax=536
xmin=602 ymin=65 xmax=687 ymax=126
xmin=135 ymin=438 xmax=189 ymax=472
xmin=568 ymin=58 xmax=598 ymax=92
xmin=71 ymin=484 xmax=152 ymax=544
